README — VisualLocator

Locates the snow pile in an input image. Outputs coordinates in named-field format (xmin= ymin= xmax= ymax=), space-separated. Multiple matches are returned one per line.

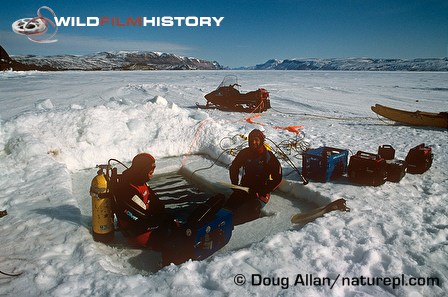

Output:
xmin=0 ymin=70 xmax=447 ymax=297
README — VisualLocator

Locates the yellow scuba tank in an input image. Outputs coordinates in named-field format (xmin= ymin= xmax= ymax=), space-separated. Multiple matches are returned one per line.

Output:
xmin=90 ymin=166 xmax=114 ymax=242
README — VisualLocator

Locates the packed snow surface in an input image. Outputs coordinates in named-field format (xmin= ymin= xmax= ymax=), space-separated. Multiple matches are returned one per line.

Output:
xmin=0 ymin=70 xmax=447 ymax=296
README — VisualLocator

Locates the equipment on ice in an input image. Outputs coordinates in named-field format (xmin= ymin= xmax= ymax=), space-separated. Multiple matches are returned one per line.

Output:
xmin=90 ymin=166 xmax=115 ymax=243
xmin=405 ymin=143 xmax=433 ymax=174
xmin=348 ymin=151 xmax=388 ymax=186
xmin=378 ymin=145 xmax=407 ymax=183
xmin=198 ymin=75 xmax=271 ymax=112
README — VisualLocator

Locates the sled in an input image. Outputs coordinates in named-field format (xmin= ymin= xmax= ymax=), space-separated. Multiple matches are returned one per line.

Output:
xmin=200 ymin=75 xmax=271 ymax=112
xmin=371 ymin=104 xmax=448 ymax=129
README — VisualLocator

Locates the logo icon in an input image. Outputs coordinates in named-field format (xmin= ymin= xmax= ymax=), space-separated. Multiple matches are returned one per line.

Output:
xmin=12 ymin=6 xmax=58 ymax=43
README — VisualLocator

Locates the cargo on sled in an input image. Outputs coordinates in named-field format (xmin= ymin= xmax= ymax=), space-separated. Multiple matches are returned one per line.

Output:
xmin=198 ymin=75 xmax=271 ymax=112
xmin=90 ymin=159 xmax=233 ymax=266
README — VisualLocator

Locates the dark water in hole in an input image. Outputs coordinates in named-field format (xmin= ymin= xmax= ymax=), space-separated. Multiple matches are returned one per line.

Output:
xmin=149 ymin=173 xmax=214 ymax=221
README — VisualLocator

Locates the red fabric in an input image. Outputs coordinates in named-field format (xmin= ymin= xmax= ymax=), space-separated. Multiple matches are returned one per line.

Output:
xmin=118 ymin=216 xmax=153 ymax=247
xmin=128 ymin=230 xmax=152 ymax=247
xmin=130 ymin=183 xmax=150 ymax=206
xmin=116 ymin=182 xmax=153 ymax=247
xmin=258 ymin=193 xmax=270 ymax=204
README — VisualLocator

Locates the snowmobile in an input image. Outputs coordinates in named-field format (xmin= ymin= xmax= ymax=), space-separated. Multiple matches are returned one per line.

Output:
xmin=198 ymin=75 xmax=271 ymax=112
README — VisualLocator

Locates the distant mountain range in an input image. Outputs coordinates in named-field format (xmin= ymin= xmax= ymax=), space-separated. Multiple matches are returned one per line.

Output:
xmin=1 ymin=45 xmax=447 ymax=71
xmin=1 ymin=46 xmax=223 ymax=71
xmin=244 ymin=57 xmax=448 ymax=71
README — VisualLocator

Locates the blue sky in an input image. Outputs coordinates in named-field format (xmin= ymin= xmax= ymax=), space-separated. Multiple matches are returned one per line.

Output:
xmin=1 ymin=0 xmax=447 ymax=67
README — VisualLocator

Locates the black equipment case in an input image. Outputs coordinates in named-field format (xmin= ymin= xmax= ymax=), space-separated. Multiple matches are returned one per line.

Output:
xmin=385 ymin=159 xmax=407 ymax=183
xmin=405 ymin=143 xmax=433 ymax=174
xmin=161 ymin=194 xmax=233 ymax=265
xmin=378 ymin=145 xmax=395 ymax=160
xmin=378 ymin=145 xmax=406 ymax=183
xmin=348 ymin=151 xmax=387 ymax=186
